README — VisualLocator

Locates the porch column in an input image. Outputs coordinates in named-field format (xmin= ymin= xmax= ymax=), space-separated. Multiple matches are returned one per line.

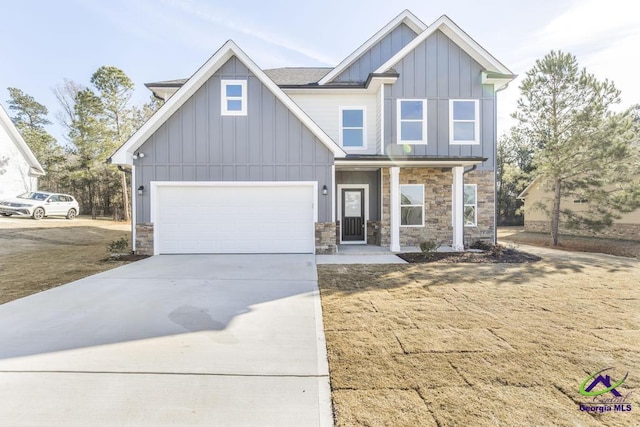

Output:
xmin=452 ymin=166 xmax=464 ymax=251
xmin=390 ymin=166 xmax=400 ymax=252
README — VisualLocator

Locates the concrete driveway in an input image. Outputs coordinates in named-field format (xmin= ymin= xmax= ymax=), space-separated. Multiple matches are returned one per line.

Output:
xmin=0 ymin=255 xmax=332 ymax=426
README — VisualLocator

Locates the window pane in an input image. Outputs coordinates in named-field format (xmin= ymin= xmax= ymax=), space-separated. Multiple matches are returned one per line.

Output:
xmin=454 ymin=122 xmax=475 ymax=141
xmin=342 ymin=109 xmax=363 ymax=127
xmin=453 ymin=101 xmax=475 ymax=120
xmin=227 ymin=100 xmax=242 ymax=111
xmin=464 ymin=206 xmax=476 ymax=226
xmin=344 ymin=191 xmax=362 ymax=217
xmin=400 ymin=101 xmax=423 ymax=120
xmin=343 ymin=129 xmax=363 ymax=147
xmin=401 ymin=122 xmax=423 ymax=141
xmin=226 ymin=84 xmax=243 ymax=97
xmin=401 ymin=206 xmax=423 ymax=226
xmin=401 ymin=185 xmax=423 ymax=205
xmin=464 ymin=185 xmax=476 ymax=204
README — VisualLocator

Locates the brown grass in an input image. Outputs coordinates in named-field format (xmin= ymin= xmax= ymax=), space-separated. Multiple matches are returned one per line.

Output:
xmin=319 ymin=247 xmax=640 ymax=426
xmin=0 ymin=216 xmax=132 ymax=304
xmin=499 ymin=227 xmax=640 ymax=259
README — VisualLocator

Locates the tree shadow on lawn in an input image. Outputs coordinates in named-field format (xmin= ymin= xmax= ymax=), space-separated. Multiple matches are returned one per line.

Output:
xmin=318 ymin=249 xmax=638 ymax=296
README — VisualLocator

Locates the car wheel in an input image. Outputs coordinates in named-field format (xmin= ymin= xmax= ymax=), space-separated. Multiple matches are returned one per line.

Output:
xmin=66 ymin=209 xmax=77 ymax=220
xmin=32 ymin=207 xmax=45 ymax=220
xmin=1 ymin=213 xmax=11 ymax=217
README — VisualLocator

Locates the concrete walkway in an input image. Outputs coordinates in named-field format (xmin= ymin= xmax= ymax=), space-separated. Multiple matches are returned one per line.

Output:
xmin=0 ymin=255 xmax=332 ymax=426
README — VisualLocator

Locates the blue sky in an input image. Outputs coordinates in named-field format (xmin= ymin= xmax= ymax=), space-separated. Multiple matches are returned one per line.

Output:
xmin=1 ymin=0 xmax=638 ymax=144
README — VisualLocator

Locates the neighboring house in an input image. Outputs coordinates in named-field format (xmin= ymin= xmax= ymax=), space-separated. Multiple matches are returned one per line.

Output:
xmin=0 ymin=105 xmax=45 ymax=199
xmin=110 ymin=11 xmax=515 ymax=255
xmin=518 ymin=177 xmax=640 ymax=241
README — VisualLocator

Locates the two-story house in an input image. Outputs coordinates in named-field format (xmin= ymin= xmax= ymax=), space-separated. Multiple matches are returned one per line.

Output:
xmin=110 ymin=10 xmax=514 ymax=255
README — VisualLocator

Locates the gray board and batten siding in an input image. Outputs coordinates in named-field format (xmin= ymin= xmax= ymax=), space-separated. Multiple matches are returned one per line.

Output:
xmin=333 ymin=23 xmax=418 ymax=84
xmin=335 ymin=170 xmax=381 ymax=221
xmin=134 ymin=56 xmax=334 ymax=223
xmin=384 ymin=30 xmax=497 ymax=170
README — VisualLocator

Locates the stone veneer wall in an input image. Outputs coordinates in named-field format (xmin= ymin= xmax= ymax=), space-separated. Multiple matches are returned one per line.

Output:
xmin=380 ymin=168 xmax=496 ymax=248
xmin=135 ymin=223 xmax=154 ymax=255
xmin=367 ymin=220 xmax=382 ymax=246
xmin=525 ymin=220 xmax=640 ymax=242
xmin=315 ymin=222 xmax=337 ymax=254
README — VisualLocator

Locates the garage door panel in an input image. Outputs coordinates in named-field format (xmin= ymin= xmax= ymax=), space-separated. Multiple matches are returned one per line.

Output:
xmin=155 ymin=184 xmax=315 ymax=254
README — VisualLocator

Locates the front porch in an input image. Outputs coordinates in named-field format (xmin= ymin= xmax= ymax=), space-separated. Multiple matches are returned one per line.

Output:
xmin=315 ymin=159 xmax=495 ymax=254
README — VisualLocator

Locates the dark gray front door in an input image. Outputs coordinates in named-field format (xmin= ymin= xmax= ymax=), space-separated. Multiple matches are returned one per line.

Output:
xmin=342 ymin=189 xmax=364 ymax=242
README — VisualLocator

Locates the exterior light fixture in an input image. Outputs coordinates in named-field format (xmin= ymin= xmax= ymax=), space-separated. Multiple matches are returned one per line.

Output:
xmin=137 ymin=185 xmax=144 ymax=196
xmin=133 ymin=152 xmax=145 ymax=160
xmin=322 ymin=185 xmax=328 ymax=195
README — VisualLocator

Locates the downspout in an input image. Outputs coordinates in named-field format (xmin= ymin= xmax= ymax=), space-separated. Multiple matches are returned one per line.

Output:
xmin=492 ymin=82 xmax=512 ymax=245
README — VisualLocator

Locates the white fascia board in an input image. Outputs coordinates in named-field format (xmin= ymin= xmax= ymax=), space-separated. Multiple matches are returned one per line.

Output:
xmin=374 ymin=15 xmax=513 ymax=77
xmin=335 ymin=159 xmax=484 ymax=168
xmin=0 ymin=105 xmax=45 ymax=175
xmin=111 ymin=40 xmax=346 ymax=165
xmin=318 ymin=10 xmax=427 ymax=86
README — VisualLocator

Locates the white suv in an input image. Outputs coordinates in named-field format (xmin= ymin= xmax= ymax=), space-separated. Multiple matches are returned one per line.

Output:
xmin=0 ymin=192 xmax=80 ymax=220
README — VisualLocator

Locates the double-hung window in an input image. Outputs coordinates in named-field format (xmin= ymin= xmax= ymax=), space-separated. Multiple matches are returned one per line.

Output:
xmin=221 ymin=80 xmax=247 ymax=116
xmin=400 ymin=184 xmax=424 ymax=226
xmin=450 ymin=99 xmax=479 ymax=144
xmin=340 ymin=107 xmax=366 ymax=148
xmin=464 ymin=184 xmax=477 ymax=226
xmin=397 ymin=99 xmax=427 ymax=144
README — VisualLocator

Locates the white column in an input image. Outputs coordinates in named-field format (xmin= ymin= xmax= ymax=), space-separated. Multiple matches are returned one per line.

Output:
xmin=390 ymin=167 xmax=400 ymax=252
xmin=452 ymin=166 xmax=464 ymax=251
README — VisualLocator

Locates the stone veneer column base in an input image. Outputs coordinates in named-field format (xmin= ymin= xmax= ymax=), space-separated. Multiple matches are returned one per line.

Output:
xmin=135 ymin=223 xmax=154 ymax=255
xmin=315 ymin=222 xmax=337 ymax=254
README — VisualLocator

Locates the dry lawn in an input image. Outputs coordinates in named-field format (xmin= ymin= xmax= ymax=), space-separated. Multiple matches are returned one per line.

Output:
xmin=0 ymin=216 xmax=132 ymax=304
xmin=319 ymin=245 xmax=640 ymax=426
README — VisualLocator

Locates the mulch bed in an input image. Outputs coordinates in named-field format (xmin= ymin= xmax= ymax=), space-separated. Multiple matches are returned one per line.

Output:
xmin=397 ymin=247 xmax=541 ymax=264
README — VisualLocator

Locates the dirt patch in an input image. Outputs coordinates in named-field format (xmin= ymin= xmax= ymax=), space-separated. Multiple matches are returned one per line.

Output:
xmin=499 ymin=227 xmax=640 ymax=259
xmin=319 ymin=248 xmax=640 ymax=426
xmin=0 ymin=216 xmax=135 ymax=305
xmin=398 ymin=246 xmax=541 ymax=264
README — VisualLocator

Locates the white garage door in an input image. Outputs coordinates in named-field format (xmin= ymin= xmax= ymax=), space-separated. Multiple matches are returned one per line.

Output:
xmin=153 ymin=183 xmax=316 ymax=254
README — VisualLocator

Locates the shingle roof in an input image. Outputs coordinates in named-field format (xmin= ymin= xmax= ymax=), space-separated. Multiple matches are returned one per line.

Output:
xmin=263 ymin=67 xmax=331 ymax=86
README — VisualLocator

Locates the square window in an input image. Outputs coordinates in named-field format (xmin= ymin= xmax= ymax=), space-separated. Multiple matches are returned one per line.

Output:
xmin=221 ymin=80 xmax=247 ymax=116
xmin=397 ymin=99 xmax=427 ymax=144
xmin=340 ymin=107 xmax=366 ymax=148
xmin=450 ymin=100 xmax=479 ymax=144
xmin=400 ymin=184 xmax=424 ymax=226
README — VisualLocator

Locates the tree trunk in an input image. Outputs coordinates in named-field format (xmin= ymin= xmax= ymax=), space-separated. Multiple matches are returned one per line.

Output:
xmin=120 ymin=170 xmax=129 ymax=221
xmin=551 ymin=179 xmax=562 ymax=246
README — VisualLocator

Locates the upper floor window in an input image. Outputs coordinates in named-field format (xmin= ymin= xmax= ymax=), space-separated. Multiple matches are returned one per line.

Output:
xmin=221 ymin=80 xmax=247 ymax=116
xmin=464 ymin=184 xmax=477 ymax=226
xmin=397 ymin=99 xmax=427 ymax=144
xmin=450 ymin=100 xmax=479 ymax=144
xmin=340 ymin=107 xmax=366 ymax=148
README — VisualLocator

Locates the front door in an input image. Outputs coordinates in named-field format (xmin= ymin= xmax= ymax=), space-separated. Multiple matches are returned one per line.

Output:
xmin=342 ymin=189 xmax=365 ymax=242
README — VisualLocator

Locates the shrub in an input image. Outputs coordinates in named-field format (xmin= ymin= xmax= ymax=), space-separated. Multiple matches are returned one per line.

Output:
xmin=419 ymin=240 xmax=439 ymax=253
xmin=107 ymin=237 xmax=129 ymax=254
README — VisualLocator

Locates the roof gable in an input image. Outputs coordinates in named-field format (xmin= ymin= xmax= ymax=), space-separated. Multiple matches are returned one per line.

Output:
xmin=110 ymin=41 xmax=346 ymax=164
xmin=318 ymin=10 xmax=426 ymax=85
xmin=0 ymin=105 xmax=45 ymax=176
xmin=374 ymin=15 xmax=514 ymax=83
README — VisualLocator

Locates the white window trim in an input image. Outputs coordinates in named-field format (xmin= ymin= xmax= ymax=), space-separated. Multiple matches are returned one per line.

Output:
xmin=449 ymin=99 xmax=480 ymax=145
xmin=464 ymin=183 xmax=477 ymax=227
xmin=339 ymin=106 xmax=367 ymax=150
xmin=400 ymin=183 xmax=424 ymax=227
xmin=221 ymin=79 xmax=247 ymax=116
xmin=397 ymin=99 xmax=427 ymax=145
